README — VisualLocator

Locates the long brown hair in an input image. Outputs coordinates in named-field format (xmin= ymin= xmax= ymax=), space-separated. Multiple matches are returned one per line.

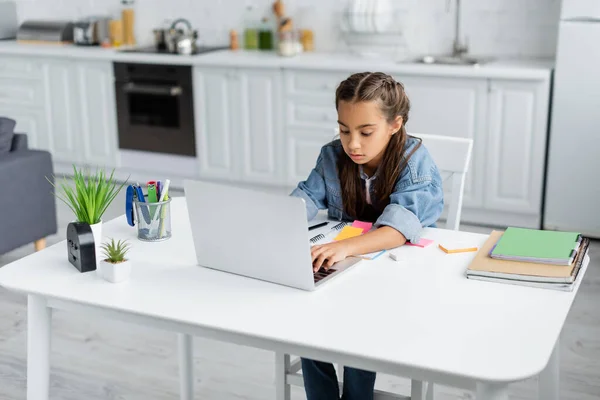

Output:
xmin=335 ymin=72 xmax=421 ymax=218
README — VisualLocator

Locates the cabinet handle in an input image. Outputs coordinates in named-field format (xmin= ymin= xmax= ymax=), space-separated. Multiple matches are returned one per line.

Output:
xmin=123 ymin=82 xmax=182 ymax=96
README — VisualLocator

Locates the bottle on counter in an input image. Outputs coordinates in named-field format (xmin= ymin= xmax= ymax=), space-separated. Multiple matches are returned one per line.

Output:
xmin=230 ymin=29 xmax=240 ymax=50
xmin=243 ymin=5 xmax=259 ymax=50
xmin=258 ymin=17 xmax=274 ymax=50
xmin=278 ymin=30 xmax=297 ymax=57
xmin=121 ymin=0 xmax=136 ymax=46
xmin=109 ymin=18 xmax=123 ymax=47
xmin=300 ymin=29 xmax=314 ymax=52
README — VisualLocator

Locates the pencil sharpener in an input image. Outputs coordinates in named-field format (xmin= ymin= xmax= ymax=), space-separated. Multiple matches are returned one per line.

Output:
xmin=66 ymin=222 xmax=96 ymax=273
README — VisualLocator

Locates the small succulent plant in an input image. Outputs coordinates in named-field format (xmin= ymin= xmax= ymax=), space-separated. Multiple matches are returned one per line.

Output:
xmin=100 ymin=238 xmax=131 ymax=264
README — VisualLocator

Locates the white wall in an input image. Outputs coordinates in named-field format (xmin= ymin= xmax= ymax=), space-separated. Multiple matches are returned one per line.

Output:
xmin=13 ymin=0 xmax=562 ymax=59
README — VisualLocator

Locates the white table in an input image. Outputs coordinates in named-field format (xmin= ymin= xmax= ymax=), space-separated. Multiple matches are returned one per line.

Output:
xmin=0 ymin=198 xmax=586 ymax=400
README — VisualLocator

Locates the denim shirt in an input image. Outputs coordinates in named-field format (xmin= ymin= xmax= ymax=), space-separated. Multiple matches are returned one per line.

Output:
xmin=290 ymin=137 xmax=444 ymax=243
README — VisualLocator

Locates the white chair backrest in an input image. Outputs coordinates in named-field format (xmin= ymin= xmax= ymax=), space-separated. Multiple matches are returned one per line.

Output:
xmin=411 ymin=133 xmax=473 ymax=231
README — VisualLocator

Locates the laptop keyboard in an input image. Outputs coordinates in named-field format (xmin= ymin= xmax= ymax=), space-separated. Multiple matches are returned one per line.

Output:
xmin=310 ymin=222 xmax=347 ymax=283
xmin=314 ymin=267 xmax=337 ymax=283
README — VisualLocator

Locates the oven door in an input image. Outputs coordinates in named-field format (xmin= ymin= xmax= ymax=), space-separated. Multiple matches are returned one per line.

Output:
xmin=115 ymin=79 xmax=196 ymax=156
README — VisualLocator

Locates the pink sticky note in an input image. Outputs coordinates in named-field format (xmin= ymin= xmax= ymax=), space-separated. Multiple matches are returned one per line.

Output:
xmin=352 ymin=220 xmax=373 ymax=233
xmin=406 ymin=238 xmax=434 ymax=248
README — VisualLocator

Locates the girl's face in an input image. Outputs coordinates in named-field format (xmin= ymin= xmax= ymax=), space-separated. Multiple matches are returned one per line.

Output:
xmin=337 ymin=100 xmax=402 ymax=174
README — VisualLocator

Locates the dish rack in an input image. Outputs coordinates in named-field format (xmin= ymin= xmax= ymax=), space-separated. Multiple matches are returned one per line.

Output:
xmin=339 ymin=0 xmax=409 ymax=61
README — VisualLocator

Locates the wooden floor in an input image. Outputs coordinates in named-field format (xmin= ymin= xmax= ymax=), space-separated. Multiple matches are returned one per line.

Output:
xmin=1 ymin=188 xmax=599 ymax=400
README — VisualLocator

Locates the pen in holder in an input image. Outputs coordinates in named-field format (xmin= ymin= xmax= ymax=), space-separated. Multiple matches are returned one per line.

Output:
xmin=133 ymin=195 xmax=172 ymax=241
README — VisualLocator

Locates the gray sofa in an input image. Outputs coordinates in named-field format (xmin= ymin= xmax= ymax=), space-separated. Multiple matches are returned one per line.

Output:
xmin=0 ymin=117 xmax=58 ymax=255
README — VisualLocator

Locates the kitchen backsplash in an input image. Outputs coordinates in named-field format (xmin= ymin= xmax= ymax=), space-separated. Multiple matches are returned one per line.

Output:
xmin=12 ymin=0 xmax=561 ymax=59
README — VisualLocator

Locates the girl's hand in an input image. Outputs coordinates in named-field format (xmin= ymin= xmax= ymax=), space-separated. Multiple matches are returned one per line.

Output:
xmin=311 ymin=241 xmax=351 ymax=272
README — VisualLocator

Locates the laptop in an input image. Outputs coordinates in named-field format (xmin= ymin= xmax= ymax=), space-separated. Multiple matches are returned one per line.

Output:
xmin=183 ymin=179 xmax=362 ymax=291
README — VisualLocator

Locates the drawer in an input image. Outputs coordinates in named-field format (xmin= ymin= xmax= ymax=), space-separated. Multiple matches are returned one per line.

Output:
xmin=0 ymin=78 xmax=45 ymax=108
xmin=286 ymin=97 xmax=338 ymax=129
xmin=0 ymin=57 xmax=43 ymax=79
xmin=286 ymin=127 xmax=338 ymax=185
xmin=284 ymin=70 xmax=349 ymax=97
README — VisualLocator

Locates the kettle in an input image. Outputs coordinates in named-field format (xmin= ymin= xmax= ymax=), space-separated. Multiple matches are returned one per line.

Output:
xmin=163 ymin=19 xmax=198 ymax=54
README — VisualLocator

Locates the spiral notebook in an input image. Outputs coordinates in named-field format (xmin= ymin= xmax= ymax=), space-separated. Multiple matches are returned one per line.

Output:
xmin=309 ymin=221 xmax=386 ymax=260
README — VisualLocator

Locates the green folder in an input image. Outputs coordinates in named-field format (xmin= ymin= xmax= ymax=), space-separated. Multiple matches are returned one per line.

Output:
xmin=490 ymin=227 xmax=581 ymax=266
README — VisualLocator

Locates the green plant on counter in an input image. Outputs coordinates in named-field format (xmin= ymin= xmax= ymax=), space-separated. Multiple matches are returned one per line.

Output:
xmin=100 ymin=238 xmax=131 ymax=263
xmin=47 ymin=165 xmax=128 ymax=225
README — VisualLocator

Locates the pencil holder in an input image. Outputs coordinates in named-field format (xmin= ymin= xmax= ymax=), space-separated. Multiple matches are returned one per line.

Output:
xmin=133 ymin=195 xmax=172 ymax=242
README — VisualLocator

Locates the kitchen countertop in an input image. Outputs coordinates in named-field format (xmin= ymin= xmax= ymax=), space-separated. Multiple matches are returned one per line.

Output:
xmin=0 ymin=41 xmax=554 ymax=80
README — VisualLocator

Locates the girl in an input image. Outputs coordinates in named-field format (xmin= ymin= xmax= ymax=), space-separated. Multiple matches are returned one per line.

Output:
xmin=290 ymin=72 xmax=444 ymax=400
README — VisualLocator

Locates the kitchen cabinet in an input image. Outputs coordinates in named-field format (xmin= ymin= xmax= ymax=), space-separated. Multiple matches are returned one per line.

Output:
xmin=193 ymin=67 xmax=240 ymax=181
xmin=0 ymin=48 xmax=551 ymax=228
xmin=74 ymin=61 xmax=120 ymax=169
xmin=0 ymin=57 xmax=79 ymax=162
xmin=0 ymin=56 xmax=119 ymax=171
xmin=43 ymin=60 xmax=80 ymax=165
xmin=397 ymin=76 xmax=489 ymax=210
xmin=282 ymin=69 xmax=347 ymax=186
xmin=236 ymin=69 xmax=283 ymax=184
xmin=193 ymin=66 xmax=283 ymax=185
xmin=0 ymin=56 xmax=51 ymax=153
xmin=286 ymin=126 xmax=338 ymax=185
xmin=483 ymin=79 xmax=550 ymax=228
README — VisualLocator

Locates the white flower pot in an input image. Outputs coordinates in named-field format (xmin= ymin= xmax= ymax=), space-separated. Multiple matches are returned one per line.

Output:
xmin=100 ymin=259 xmax=131 ymax=283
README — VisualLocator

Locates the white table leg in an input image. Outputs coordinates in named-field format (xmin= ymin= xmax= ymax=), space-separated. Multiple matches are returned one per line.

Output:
xmin=476 ymin=382 xmax=509 ymax=400
xmin=178 ymin=333 xmax=194 ymax=400
xmin=275 ymin=352 xmax=291 ymax=400
xmin=27 ymin=295 xmax=51 ymax=400
xmin=539 ymin=339 xmax=560 ymax=400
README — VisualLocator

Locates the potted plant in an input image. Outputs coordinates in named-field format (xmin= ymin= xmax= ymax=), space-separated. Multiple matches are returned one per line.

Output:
xmin=99 ymin=238 xmax=132 ymax=283
xmin=48 ymin=165 xmax=128 ymax=262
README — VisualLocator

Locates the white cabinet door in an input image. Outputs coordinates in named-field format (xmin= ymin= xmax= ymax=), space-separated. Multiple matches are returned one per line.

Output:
xmin=397 ymin=76 xmax=488 ymax=209
xmin=193 ymin=67 xmax=238 ymax=181
xmin=194 ymin=66 xmax=283 ymax=185
xmin=235 ymin=68 xmax=284 ymax=185
xmin=75 ymin=61 xmax=119 ymax=169
xmin=42 ymin=60 xmax=81 ymax=165
xmin=2 ymin=107 xmax=47 ymax=150
xmin=286 ymin=127 xmax=335 ymax=186
xmin=485 ymin=79 xmax=550 ymax=218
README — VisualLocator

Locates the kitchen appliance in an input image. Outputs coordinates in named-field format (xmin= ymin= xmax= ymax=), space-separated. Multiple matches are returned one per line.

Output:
xmin=544 ymin=0 xmax=600 ymax=238
xmin=0 ymin=1 xmax=18 ymax=39
xmin=150 ymin=18 xmax=220 ymax=55
xmin=114 ymin=62 xmax=196 ymax=157
xmin=121 ymin=44 xmax=229 ymax=56
xmin=165 ymin=19 xmax=196 ymax=54
xmin=73 ymin=16 xmax=110 ymax=45
xmin=16 ymin=20 xmax=74 ymax=43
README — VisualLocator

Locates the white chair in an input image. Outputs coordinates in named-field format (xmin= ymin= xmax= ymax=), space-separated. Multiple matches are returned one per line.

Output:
xmin=417 ymin=133 xmax=473 ymax=231
xmin=275 ymin=133 xmax=474 ymax=400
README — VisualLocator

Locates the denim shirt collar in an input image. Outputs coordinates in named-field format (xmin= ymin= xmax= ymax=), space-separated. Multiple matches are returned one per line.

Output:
xmin=359 ymin=165 xmax=378 ymax=182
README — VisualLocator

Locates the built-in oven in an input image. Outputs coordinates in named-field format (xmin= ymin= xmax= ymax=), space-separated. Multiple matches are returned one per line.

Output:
xmin=114 ymin=62 xmax=196 ymax=157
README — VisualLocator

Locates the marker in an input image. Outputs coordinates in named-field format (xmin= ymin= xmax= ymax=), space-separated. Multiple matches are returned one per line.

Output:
xmin=158 ymin=179 xmax=170 ymax=202
xmin=147 ymin=182 xmax=159 ymax=218
xmin=309 ymin=222 xmax=328 ymax=231
xmin=152 ymin=179 xmax=171 ymax=224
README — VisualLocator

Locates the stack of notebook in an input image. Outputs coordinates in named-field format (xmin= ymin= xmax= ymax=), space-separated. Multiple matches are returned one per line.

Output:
xmin=466 ymin=228 xmax=591 ymax=291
